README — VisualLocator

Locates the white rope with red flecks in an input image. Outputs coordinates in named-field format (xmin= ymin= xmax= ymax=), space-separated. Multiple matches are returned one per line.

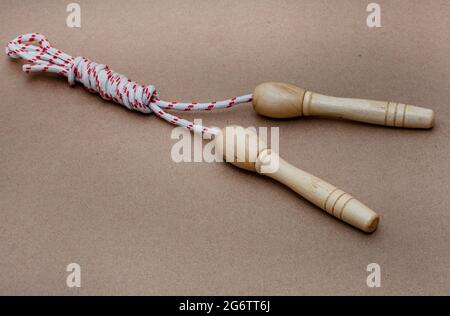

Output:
xmin=5 ymin=33 xmax=253 ymax=135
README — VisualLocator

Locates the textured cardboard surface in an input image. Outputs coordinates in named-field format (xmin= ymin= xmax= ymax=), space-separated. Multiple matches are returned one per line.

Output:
xmin=1 ymin=0 xmax=449 ymax=295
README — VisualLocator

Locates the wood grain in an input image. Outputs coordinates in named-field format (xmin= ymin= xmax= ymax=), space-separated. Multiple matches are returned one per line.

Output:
xmin=215 ymin=126 xmax=380 ymax=233
xmin=253 ymin=82 xmax=435 ymax=128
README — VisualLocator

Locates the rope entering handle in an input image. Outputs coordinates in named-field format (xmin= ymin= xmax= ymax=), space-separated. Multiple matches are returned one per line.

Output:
xmin=5 ymin=33 xmax=253 ymax=135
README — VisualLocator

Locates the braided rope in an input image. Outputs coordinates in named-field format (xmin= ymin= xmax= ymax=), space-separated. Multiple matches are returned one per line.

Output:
xmin=5 ymin=33 xmax=253 ymax=135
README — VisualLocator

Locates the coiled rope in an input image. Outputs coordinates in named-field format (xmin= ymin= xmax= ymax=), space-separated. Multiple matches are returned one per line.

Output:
xmin=5 ymin=33 xmax=253 ymax=135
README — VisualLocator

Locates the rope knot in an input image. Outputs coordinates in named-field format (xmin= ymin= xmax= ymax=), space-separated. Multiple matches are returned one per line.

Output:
xmin=5 ymin=33 xmax=252 ymax=135
xmin=68 ymin=56 xmax=156 ymax=113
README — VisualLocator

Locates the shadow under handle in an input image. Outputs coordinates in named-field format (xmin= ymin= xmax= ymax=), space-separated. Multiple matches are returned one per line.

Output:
xmin=256 ymin=149 xmax=380 ymax=233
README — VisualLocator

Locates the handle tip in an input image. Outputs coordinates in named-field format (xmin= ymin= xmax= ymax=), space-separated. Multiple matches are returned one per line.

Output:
xmin=341 ymin=199 xmax=380 ymax=233
xmin=404 ymin=106 xmax=435 ymax=129
xmin=366 ymin=214 xmax=380 ymax=233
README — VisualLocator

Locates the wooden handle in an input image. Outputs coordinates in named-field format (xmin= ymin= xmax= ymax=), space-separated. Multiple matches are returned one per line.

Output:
xmin=256 ymin=149 xmax=379 ymax=232
xmin=215 ymin=126 xmax=380 ymax=233
xmin=252 ymin=82 xmax=435 ymax=128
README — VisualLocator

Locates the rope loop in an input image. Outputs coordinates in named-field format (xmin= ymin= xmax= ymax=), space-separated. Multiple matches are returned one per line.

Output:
xmin=6 ymin=33 xmax=253 ymax=135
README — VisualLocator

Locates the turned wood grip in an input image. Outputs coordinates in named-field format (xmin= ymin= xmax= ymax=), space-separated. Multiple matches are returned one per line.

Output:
xmin=215 ymin=126 xmax=380 ymax=233
xmin=256 ymin=149 xmax=379 ymax=232
xmin=252 ymin=82 xmax=435 ymax=128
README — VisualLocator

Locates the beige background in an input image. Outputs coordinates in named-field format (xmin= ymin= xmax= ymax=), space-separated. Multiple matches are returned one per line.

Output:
xmin=1 ymin=0 xmax=449 ymax=295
